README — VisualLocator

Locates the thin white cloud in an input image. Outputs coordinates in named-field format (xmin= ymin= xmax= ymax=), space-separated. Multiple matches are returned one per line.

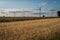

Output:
xmin=39 ymin=2 xmax=49 ymax=6
xmin=54 ymin=1 xmax=57 ymax=3
xmin=0 ymin=8 xmax=53 ymax=13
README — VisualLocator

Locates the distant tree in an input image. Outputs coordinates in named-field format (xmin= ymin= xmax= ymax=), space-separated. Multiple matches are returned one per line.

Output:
xmin=3 ymin=16 xmax=5 ymax=17
xmin=57 ymin=11 xmax=60 ymax=17
xmin=43 ymin=15 xmax=45 ymax=17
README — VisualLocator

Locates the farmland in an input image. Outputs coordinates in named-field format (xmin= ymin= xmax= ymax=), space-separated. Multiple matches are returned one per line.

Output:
xmin=0 ymin=18 xmax=60 ymax=40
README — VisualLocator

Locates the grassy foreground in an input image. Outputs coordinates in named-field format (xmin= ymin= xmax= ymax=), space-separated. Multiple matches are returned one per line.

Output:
xmin=0 ymin=18 xmax=60 ymax=40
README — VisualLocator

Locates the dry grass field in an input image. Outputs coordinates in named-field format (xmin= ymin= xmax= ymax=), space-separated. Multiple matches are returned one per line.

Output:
xmin=0 ymin=18 xmax=60 ymax=40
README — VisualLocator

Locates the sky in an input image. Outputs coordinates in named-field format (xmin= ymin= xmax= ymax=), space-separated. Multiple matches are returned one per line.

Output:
xmin=0 ymin=0 xmax=60 ymax=17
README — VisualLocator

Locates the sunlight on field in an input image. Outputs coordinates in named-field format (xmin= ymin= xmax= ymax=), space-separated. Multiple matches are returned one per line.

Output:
xmin=0 ymin=18 xmax=60 ymax=40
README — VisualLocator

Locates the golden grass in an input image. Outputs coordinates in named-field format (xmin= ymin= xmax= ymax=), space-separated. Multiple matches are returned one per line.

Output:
xmin=0 ymin=18 xmax=60 ymax=40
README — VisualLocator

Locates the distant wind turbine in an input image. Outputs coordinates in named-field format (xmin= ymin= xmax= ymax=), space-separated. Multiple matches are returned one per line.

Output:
xmin=32 ymin=7 xmax=42 ymax=17
xmin=49 ymin=9 xmax=57 ymax=17
xmin=39 ymin=7 xmax=42 ymax=17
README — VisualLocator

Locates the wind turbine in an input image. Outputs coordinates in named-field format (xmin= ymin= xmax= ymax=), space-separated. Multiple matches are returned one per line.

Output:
xmin=32 ymin=7 xmax=42 ymax=17
xmin=39 ymin=7 xmax=42 ymax=17
xmin=49 ymin=9 xmax=57 ymax=17
xmin=1 ymin=12 xmax=5 ymax=17
xmin=23 ymin=9 xmax=25 ymax=17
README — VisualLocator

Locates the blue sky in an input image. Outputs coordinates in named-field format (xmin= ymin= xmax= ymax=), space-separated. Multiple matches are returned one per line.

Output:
xmin=0 ymin=0 xmax=60 ymax=10
xmin=0 ymin=0 xmax=60 ymax=17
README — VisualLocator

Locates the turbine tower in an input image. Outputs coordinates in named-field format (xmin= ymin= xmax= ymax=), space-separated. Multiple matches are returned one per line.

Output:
xmin=39 ymin=7 xmax=41 ymax=17
xmin=13 ymin=11 xmax=16 ymax=17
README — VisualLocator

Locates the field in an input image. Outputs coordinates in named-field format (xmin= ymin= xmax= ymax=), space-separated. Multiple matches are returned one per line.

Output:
xmin=0 ymin=18 xmax=60 ymax=40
